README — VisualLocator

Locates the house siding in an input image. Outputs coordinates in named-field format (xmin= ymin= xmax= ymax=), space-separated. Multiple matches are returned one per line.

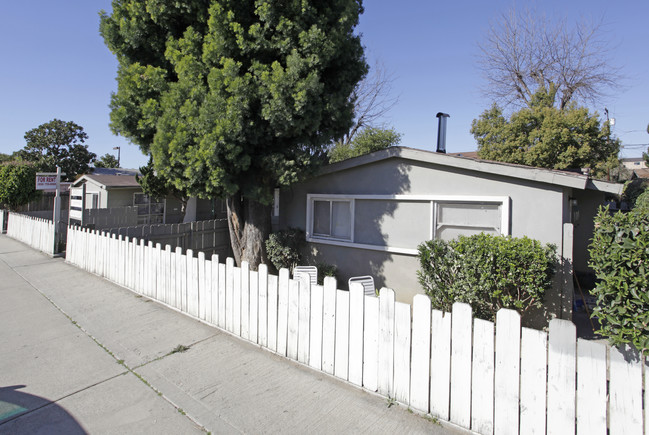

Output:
xmin=279 ymin=157 xmax=570 ymax=309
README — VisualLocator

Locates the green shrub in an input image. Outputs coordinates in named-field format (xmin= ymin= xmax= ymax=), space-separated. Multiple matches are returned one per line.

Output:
xmin=417 ymin=233 xmax=556 ymax=321
xmin=0 ymin=162 xmax=39 ymax=210
xmin=265 ymin=228 xmax=305 ymax=272
xmin=635 ymin=189 xmax=649 ymax=211
xmin=589 ymin=207 xmax=649 ymax=354
xmin=622 ymin=179 xmax=649 ymax=209
xmin=316 ymin=262 xmax=338 ymax=284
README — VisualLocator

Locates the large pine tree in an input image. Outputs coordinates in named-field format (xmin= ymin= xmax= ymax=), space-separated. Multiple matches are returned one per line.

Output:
xmin=101 ymin=1 xmax=367 ymax=267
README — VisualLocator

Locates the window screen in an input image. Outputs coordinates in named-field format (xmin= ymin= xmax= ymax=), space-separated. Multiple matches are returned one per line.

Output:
xmin=435 ymin=202 xmax=501 ymax=241
xmin=312 ymin=199 xmax=351 ymax=240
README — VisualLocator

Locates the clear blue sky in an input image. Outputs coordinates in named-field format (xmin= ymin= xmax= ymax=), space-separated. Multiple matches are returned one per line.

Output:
xmin=1 ymin=1 xmax=647 ymax=169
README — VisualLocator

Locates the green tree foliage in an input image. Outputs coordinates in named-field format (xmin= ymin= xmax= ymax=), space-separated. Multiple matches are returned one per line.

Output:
xmin=589 ymin=207 xmax=649 ymax=354
xmin=265 ymin=228 xmax=305 ymax=272
xmin=471 ymin=89 xmax=620 ymax=178
xmin=622 ymin=179 xmax=649 ymax=210
xmin=101 ymin=1 xmax=367 ymax=267
xmin=328 ymin=127 xmax=401 ymax=163
xmin=94 ymin=153 xmax=120 ymax=169
xmin=417 ymin=234 xmax=556 ymax=321
xmin=0 ymin=162 xmax=40 ymax=210
xmin=136 ymin=158 xmax=188 ymax=218
xmin=18 ymin=119 xmax=96 ymax=181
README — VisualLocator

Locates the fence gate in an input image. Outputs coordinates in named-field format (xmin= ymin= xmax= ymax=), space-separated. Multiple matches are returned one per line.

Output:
xmin=69 ymin=185 xmax=85 ymax=225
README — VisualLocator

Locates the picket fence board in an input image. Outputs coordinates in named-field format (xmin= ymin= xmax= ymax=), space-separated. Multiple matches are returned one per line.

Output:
xmin=309 ymin=283 xmax=324 ymax=370
xmin=158 ymin=244 xmax=167 ymax=304
xmin=494 ymin=309 xmax=520 ymax=435
xmin=393 ymin=302 xmax=411 ymax=405
xmin=141 ymin=239 xmax=148 ymax=296
xmin=180 ymin=251 xmax=188 ymax=311
xmin=547 ymin=319 xmax=576 ymax=435
xmin=223 ymin=258 xmax=233 ymax=331
xmin=140 ymin=240 xmax=147 ymax=295
xmin=267 ymin=273 xmax=279 ymax=352
xmin=321 ymin=277 xmax=337 ymax=375
xmin=129 ymin=239 xmax=137 ymax=290
xmin=189 ymin=255 xmax=200 ymax=317
xmin=277 ymin=269 xmax=290 ymax=356
xmin=203 ymin=255 xmax=212 ymax=322
xmin=249 ymin=270 xmax=259 ymax=343
xmin=450 ymin=302 xmax=473 ymax=428
xmin=576 ymin=339 xmax=606 ymax=435
xmin=232 ymin=266 xmax=242 ymax=336
xmin=410 ymin=295 xmax=431 ymax=413
xmin=520 ymin=327 xmax=547 ymax=435
xmin=198 ymin=252 xmax=207 ymax=320
xmin=147 ymin=241 xmax=155 ymax=298
xmin=155 ymin=243 xmax=163 ymax=300
xmin=609 ymin=345 xmax=643 ymax=434
xmin=210 ymin=255 xmax=219 ymax=325
xmin=297 ymin=278 xmax=311 ymax=365
xmin=257 ymin=265 xmax=268 ymax=347
xmin=287 ymin=279 xmax=300 ymax=361
xmin=241 ymin=262 xmax=250 ymax=340
xmin=171 ymin=247 xmax=180 ymax=307
xmin=118 ymin=236 xmax=125 ymax=286
xmin=349 ymin=283 xmax=365 ymax=387
xmin=218 ymin=262 xmax=226 ymax=329
xmin=362 ymin=294 xmax=379 ymax=391
xmin=378 ymin=288 xmax=395 ymax=397
xmin=430 ymin=309 xmax=452 ymax=420
xmin=334 ymin=289 xmax=350 ymax=381
xmin=471 ymin=318 xmax=494 ymax=435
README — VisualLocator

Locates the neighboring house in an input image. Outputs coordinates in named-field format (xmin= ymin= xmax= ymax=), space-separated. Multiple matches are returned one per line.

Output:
xmin=70 ymin=169 xmax=226 ymax=226
xmin=620 ymin=157 xmax=649 ymax=180
xmin=277 ymin=146 xmax=623 ymax=321
xmin=71 ymin=171 xmax=173 ymax=224
xmin=620 ymin=157 xmax=647 ymax=170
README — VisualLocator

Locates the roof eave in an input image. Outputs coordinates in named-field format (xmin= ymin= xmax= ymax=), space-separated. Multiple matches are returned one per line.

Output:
xmin=318 ymin=147 xmax=621 ymax=193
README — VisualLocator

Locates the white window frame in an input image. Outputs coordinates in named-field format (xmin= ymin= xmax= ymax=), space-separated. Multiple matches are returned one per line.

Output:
xmin=306 ymin=194 xmax=510 ymax=256
xmin=307 ymin=196 xmax=354 ymax=242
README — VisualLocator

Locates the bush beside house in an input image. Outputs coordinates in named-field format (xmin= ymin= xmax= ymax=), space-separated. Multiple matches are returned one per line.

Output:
xmin=589 ymin=206 xmax=649 ymax=354
xmin=417 ymin=233 xmax=556 ymax=322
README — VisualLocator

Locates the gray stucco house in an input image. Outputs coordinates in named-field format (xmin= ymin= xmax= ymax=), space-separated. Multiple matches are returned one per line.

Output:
xmin=277 ymin=146 xmax=622 ymax=321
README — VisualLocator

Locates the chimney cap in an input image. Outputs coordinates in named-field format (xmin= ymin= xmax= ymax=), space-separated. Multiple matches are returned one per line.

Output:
xmin=436 ymin=112 xmax=450 ymax=118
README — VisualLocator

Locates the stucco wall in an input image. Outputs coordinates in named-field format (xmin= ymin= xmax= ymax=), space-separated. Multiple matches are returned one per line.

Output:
xmin=279 ymin=157 xmax=569 ymax=307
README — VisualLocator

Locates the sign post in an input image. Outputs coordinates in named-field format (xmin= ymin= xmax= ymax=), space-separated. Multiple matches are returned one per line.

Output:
xmin=36 ymin=167 xmax=65 ymax=254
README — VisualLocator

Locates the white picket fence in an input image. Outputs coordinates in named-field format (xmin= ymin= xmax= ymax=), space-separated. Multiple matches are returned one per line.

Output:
xmin=65 ymin=226 xmax=647 ymax=435
xmin=0 ymin=209 xmax=7 ymax=233
xmin=6 ymin=212 xmax=55 ymax=255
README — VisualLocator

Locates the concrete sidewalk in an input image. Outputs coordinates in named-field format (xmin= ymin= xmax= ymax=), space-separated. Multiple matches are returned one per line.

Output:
xmin=0 ymin=235 xmax=468 ymax=434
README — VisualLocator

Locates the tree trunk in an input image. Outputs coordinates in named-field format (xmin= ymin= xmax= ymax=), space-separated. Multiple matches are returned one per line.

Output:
xmin=226 ymin=193 xmax=271 ymax=270
xmin=182 ymin=196 xmax=197 ymax=223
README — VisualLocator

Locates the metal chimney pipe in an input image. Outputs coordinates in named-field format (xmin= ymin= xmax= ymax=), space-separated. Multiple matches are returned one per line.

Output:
xmin=436 ymin=112 xmax=450 ymax=153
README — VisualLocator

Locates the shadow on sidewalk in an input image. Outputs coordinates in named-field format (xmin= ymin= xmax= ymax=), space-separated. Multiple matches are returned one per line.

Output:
xmin=0 ymin=385 xmax=86 ymax=434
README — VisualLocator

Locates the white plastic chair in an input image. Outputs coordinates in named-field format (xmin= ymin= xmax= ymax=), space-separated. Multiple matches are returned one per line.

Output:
xmin=349 ymin=275 xmax=375 ymax=297
xmin=293 ymin=265 xmax=318 ymax=287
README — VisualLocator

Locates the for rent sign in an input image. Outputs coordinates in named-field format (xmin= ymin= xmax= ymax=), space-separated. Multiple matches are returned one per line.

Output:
xmin=36 ymin=173 xmax=59 ymax=190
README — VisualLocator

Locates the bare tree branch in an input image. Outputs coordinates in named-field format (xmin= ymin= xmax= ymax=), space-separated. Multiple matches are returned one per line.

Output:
xmin=342 ymin=60 xmax=399 ymax=146
xmin=478 ymin=7 xmax=623 ymax=111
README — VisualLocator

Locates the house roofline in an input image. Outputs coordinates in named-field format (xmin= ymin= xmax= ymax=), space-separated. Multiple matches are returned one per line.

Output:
xmin=72 ymin=174 xmax=141 ymax=190
xmin=320 ymin=147 xmax=623 ymax=195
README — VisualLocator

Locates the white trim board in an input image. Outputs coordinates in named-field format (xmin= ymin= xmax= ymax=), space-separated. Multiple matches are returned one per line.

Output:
xmin=306 ymin=194 xmax=511 ymax=255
